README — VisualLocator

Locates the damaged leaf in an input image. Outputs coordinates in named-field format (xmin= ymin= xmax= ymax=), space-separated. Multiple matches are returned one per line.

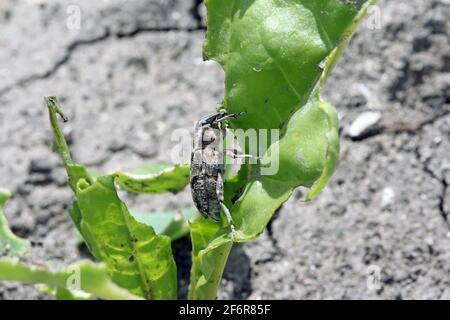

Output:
xmin=0 ymin=189 xmax=30 ymax=258
xmin=115 ymin=164 xmax=190 ymax=194
xmin=47 ymin=98 xmax=177 ymax=300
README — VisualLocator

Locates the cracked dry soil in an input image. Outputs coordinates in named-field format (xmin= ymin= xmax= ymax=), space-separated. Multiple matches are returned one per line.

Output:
xmin=0 ymin=0 xmax=449 ymax=300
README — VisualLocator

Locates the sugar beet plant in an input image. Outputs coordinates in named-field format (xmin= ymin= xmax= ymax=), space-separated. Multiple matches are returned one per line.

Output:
xmin=0 ymin=0 xmax=378 ymax=300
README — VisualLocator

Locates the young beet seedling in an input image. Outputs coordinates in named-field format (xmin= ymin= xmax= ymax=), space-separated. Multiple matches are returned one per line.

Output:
xmin=190 ymin=111 xmax=250 ymax=242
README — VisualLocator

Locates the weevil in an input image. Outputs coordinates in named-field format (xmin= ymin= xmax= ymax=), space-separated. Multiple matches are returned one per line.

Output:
xmin=190 ymin=111 xmax=249 ymax=242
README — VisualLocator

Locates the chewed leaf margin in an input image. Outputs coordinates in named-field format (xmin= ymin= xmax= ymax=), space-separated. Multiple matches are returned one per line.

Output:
xmin=114 ymin=164 xmax=190 ymax=194
xmin=0 ymin=189 xmax=30 ymax=258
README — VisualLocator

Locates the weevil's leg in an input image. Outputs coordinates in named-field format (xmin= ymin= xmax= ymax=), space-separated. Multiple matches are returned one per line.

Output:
xmin=225 ymin=150 xmax=262 ymax=164
xmin=213 ymin=112 xmax=246 ymax=125
xmin=225 ymin=149 xmax=253 ymax=159
xmin=197 ymin=111 xmax=227 ymax=126
xmin=220 ymin=202 xmax=236 ymax=242
xmin=217 ymin=173 xmax=236 ymax=242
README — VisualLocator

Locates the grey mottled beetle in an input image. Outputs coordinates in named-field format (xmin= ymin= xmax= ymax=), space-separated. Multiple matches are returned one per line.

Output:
xmin=190 ymin=111 xmax=249 ymax=241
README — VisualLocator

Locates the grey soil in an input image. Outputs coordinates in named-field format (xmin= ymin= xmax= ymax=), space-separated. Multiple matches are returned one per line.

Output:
xmin=0 ymin=0 xmax=449 ymax=299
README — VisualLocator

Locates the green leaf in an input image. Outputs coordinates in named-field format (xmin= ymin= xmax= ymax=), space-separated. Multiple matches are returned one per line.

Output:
xmin=233 ymin=96 xmax=340 ymax=240
xmin=205 ymin=0 xmax=367 ymax=133
xmin=203 ymin=0 xmax=377 ymax=238
xmin=188 ymin=0 xmax=378 ymax=299
xmin=74 ymin=175 xmax=178 ymax=300
xmin=0 ymin=259 xmax=143 ymax=300
xmin=132 ymin=208 xmax=196 ymax=241
xmin=0 ymin=189 xmax=30 ymax=258
xmin=115 ymin=164 xmax=190 ymax=194
xmin=46 ymin=98 xmax=178 ymax=300
xmin=188 ymin=214 xmax=232 ymax=300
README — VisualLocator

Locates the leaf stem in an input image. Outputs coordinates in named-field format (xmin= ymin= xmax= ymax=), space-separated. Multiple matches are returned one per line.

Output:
xmin=189 ymin=241 xmax=233 ymax=300
xmin=45 ymin=96 xmax=73 ymax=167
xmin=45 ymin=96 xmax=92 ymax=191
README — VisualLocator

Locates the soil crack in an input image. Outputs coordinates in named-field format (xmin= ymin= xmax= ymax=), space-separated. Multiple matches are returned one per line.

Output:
xmin=413 ymin=146 xmax=449 ymax=227
xmin=0 ymin=29 xmax=111 ymax=97
xmin=0 ymin=21 xmax=206 ymax=98
xmin=116 ymin=25 xmax=205 ymax=38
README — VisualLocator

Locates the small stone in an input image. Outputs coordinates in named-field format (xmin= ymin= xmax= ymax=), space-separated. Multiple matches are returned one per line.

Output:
xmin=347 ymin=111 xmax=382 ymax=139
xmin=433 ymin=136 xmax=442 ymax=145
xmin=381 ymin=187 xmax=396 ymax=208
